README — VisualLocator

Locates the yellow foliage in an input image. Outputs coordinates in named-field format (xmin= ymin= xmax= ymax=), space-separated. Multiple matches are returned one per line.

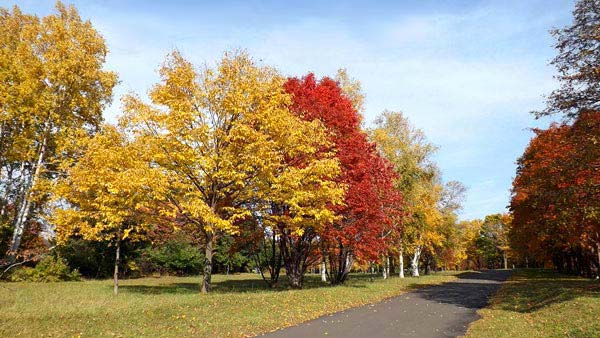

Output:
xmin=121 ymin=50 xmax=343 ymax=237
xmin=335 ymin=68 xmax=365 ymax=114
xmin=0 ymin=2 xmax=116 ymax=253
xmin=372 ymin=111 xmax=443 ymax=255
xmin=53 ymin=125 xmax=165 ymax=244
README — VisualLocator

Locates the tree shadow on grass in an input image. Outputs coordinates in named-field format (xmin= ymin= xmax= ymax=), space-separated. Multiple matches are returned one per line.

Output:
xmin=490 ymin=269 xmax=600 ymax=313
xmin=413 ymin=269 xmax=599 ymax=314
xmin=117 ymin=269 xmax=598 ymax=315
xmin=119 ymin=282 xmax=199 ymax=294
xmin=118 ymin=274 xmax=371 ymax=295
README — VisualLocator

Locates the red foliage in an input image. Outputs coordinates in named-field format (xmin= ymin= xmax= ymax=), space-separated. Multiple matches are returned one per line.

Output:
xmin=284 ymin=74 xmax=403 ymax=283
xmin=2 ymin=220 xmax=48 ymax=266
xmin=510 ymin=111 xmax=600 ymax=275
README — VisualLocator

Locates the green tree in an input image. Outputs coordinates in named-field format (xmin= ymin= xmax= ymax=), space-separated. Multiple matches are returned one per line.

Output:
xmin=476 ymin=214 xmax=510 ymax=269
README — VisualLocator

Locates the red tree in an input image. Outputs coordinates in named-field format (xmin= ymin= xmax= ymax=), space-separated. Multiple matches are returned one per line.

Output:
xmin=284 ymin=74 xmax=403 ymax=284
xmin=510 ymin=111 xmax=600 ymax=276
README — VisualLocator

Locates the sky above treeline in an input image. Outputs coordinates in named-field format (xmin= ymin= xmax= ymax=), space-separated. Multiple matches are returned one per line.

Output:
xmin=3 ymin=0 xmax=573 ymax=220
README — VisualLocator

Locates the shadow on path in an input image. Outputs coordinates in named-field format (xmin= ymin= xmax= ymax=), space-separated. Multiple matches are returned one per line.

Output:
xmin=260 ymin=270 xmax=511 ymax=338
xmin=414 ymin=270 xmax=510 ymax=309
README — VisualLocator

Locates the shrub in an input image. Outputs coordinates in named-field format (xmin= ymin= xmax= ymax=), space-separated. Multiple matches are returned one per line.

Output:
xmin=57 ymin=238 xmax=145 ymax=279
xmin=138 ymin=240 xmax=203 ymax=276
xmin=213 ymin=235 xmax=250 ymax=274
xmin=9 ymin=255 xmax=81 ymax=282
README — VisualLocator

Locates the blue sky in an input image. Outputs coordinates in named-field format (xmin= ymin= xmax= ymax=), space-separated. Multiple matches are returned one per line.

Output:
xmin=4 ymin=0 xmax=573 ymax=220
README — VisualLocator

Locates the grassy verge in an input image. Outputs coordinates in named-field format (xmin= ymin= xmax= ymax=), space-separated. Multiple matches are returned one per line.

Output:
xmin=465 ymin=269 xmax=600 ymax=338
xmin=0 ymin=271 xmax=458 ymax=338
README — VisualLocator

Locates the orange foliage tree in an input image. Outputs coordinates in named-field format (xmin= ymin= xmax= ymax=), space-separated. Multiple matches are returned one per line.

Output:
xmin=510 ymin=111 xmax=600 ymax=276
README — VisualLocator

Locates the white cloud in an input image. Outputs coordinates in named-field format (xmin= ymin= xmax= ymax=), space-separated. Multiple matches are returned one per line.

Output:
xmin=96 ymin=3 xmax=564 ymax=220
xmin=1 ymin=0 xmax=571 ymax=220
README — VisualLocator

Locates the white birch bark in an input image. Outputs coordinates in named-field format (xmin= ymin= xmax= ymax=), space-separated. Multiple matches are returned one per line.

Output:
xmin=399 ymin=246 xmax=405 ymax=278
xmin=113 ymin=239 xmax=120 ymax=295
xmin=345 ymin=253 xmax=352 ymax=274
xmin=386 ymin=256 xmax=390 ymax=277
xmin=411 ymin=246 xmax=421 ymax=277
xmin=10 ymin=132 xmax=48 ymax=257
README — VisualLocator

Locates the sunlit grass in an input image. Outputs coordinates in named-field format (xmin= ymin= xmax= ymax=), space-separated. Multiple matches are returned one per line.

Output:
xmin=0 ymin=271 xmax=458 ymax=338
xmin=465 ymin=269 xmax=600 ymax=338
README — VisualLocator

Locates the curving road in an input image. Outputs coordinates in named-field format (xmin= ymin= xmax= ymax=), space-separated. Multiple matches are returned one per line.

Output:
xmin=260 ymin=269 xmax=511 ymax=338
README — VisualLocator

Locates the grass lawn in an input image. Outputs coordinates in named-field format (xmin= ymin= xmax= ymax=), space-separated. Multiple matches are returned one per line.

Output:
xmin=0 ymin=271 xmax=458 ymax=338
xmin=465 ymin=269 xmax=600 ymax=338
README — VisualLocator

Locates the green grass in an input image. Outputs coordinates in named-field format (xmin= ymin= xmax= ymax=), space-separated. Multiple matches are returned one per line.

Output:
xmin=465 ymin=269 xmax=600 ymax=338
xmin=0 ymin=271 xmax=458 ymax=338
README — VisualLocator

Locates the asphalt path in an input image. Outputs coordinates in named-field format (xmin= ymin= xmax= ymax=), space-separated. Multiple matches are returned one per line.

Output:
xmin=260 ymin=269 xmax=511 ymax=338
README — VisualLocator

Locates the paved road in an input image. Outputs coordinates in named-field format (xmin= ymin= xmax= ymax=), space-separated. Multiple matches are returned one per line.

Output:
xmin=261 ymin=270 xmax=511 ymax=338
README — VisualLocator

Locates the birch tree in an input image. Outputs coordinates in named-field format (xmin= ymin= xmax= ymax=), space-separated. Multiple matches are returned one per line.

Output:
xmin=372 ymin=111 xmax=437 ymax=277
xmin=0 ymin=3 xmax=116 ymax=262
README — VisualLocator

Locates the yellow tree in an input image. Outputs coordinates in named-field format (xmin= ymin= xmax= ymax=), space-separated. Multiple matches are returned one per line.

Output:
xmin=480 ymin=213 xmax=512 ymax=269
xmin=53 ymin=125 xmax=164 ymax=295
xmin=436 ymin=213 xmax=463 ymax=270
xmin=499 ymin=214 xmax=512 ymax=269
xmin=258 ymin=132 xmax=344 ymax=289
xmin=122 ymin=51 xmax=342 ymax=293
xmin=408 ymin=179 xmax=444 ymax=276
xmin=432 ymin=181 xmax=467 ymax=272
xmin=372 ymin=110 xmax=438 ymax=277
xmin=373 ymin=111 xmax=466 ymax=276
xmin=335 ymin=68 xmax=365 ymax=114
xmin=456 ymin=219 xmax=484 ymax=269
xmin=0 ymin=3 xmax=116 ymax=261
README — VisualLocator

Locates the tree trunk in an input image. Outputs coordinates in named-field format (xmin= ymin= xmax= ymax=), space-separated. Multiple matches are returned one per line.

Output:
xmin=321 ymin=259 xmax=327 ymax=282
xmin=287 ymin=269 xmax=303 ymax=288
xmin=411 ymin=246 xmax=421 ymax=277
xmin=596 ymin=242 xmax=600 ymax=278
xmin=9 ymin=132 xmax=48 ymax=261
xmin=201 ymin=232 xmax=214 ymax=293
xmin=256 ymin=229 xmax=282 ymax=288
xmin=279 ymin=227 xmax=315 ymax=289
xmin=0 ymin=163 xmax=19 ymax=220
xmin=329 ymin=250 xmax=353 ymax=285
xmin=399 ymin=246 xmax=405 ymax=278
xmin=503 ymin=251 xmax=508 ymax=270
xmin=113 ymin=239 xmax=120 ymax=296
xmin=382 ymin=254 xmax=388 ymax=279
xmin=386 ymin=256 xmax=390 ymax=278
xmin=346 ymin=253 xmax=351 ymax=271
